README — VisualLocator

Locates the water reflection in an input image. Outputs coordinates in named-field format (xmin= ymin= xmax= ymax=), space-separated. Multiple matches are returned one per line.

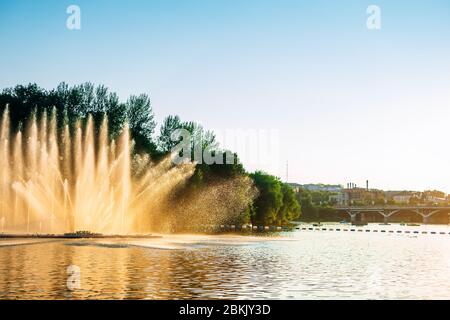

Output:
xmin=1 ymin=227 xmax=450 ymax=299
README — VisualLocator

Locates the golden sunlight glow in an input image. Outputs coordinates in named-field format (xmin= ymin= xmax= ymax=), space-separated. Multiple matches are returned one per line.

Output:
xmin=0 ymin=107 xmax=196 ymax=234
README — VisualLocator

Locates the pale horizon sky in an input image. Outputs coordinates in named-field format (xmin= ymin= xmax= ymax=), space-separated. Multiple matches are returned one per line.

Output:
xmin=1 ymin=0 xmax=449 ymax=192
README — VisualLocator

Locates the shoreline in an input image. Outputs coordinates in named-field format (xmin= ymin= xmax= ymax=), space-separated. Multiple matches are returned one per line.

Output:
xmin=0 ymin=233 xmax=161 ymax=239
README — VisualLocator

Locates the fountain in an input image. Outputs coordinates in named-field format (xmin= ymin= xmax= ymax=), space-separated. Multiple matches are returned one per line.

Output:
xmin=0 ymin=106 xmax=196 ymax=235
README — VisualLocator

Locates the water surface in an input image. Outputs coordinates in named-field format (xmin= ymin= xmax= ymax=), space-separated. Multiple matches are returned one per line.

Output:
xmin=1 ymin=224 xmax=450 ymax=299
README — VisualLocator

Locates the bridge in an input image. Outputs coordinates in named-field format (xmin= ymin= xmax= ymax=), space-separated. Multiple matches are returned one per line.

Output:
xmin=334 ymin=206 xmax=450 ymax=224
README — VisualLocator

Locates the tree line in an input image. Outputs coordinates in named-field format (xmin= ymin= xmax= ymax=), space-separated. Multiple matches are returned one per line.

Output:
xmin=296 ymin=188 xmax=340 ymax=222
xmin=0 ymin=83 xmax=301 ymax=227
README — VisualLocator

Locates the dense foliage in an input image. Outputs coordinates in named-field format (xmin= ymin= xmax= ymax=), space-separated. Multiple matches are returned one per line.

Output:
xmin=250 ymin=171 xmax=300 ymax=225
xmin=296 ymin=188 xmax=340 ymax=221
xmin=0 ymin=83 xmax=301 ymax=226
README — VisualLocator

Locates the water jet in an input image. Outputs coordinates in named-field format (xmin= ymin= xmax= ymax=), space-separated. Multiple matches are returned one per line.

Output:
xmin=0 ymin=106 xmax=195 ymax=235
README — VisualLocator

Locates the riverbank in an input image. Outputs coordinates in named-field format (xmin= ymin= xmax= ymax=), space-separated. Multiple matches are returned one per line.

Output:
xmin=0 ymin=233 xmax=161 ymax=239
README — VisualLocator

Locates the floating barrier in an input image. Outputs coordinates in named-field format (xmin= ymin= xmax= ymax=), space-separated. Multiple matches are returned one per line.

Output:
xmin=289 ymin=225 xmax=449 ymax=236
xmin=213 ymin=225 xmax=450 ymax=236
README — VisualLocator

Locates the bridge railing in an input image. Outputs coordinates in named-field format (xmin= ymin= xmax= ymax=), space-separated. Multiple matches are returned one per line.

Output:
xmin=333 ymin=205 xmax=450 ymax=210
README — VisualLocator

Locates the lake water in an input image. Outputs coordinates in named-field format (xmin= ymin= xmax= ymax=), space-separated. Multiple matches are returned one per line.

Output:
xmin=1 ymin=223 xmax=450 ymax=300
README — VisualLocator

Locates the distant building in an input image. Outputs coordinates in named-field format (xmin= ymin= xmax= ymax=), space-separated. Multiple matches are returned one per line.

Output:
xmin=385 ymin=191 xmax=420 ymax=204
xmin=297 ymin=184 xmax=342 ymax=192
xmin=393 ymin=195 xmax=413 ymax=204
xmin=333 ymin=192 xmax=348 ymax=205
xmin=425 ymin=195 xmax=447 ymax=205
xmin=289 ymin=181 xmax=449 ymax=207
xmin=287 ymin=183 xmax=302 ymax=193
xmin=335 ymin=187 xmax=385 ymax=206
xmin=337 ymin=188 xmax=367 ymax=205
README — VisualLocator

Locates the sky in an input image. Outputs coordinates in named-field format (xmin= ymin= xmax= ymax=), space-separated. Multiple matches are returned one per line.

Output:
xmin=0 ymin=0 xmax=449 ymax=192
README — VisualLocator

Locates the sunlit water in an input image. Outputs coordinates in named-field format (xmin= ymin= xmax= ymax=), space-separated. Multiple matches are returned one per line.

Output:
xmin=1 ymin=223 xmax=450 ymax=299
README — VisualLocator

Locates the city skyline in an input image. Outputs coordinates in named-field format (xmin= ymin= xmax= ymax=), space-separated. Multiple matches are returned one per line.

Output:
xmin=289 ymin=181 xmax=448 ymax=193
xmin=1 ymin=0 xmax=449 ymax=192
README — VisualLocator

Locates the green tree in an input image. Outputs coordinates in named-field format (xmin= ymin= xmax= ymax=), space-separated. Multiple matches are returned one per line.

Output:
xmin=126 ymin=94 xmax=156 ymax=153
xmin=249 ymin=171 xmax=283 ymax=225
xmin=157 ymin=115 xmax=183 ymax=153
xmin=296 ymin=188 xmax=318 ymax=221
xmin=278 ymin=183 xmax=301 ymax=224
xmin=409 ymin=196 xmax=420 ymax=206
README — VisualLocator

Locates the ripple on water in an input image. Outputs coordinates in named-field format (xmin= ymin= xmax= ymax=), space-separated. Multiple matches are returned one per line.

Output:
xmin=0 ymin=229 xmax=450 ymax=299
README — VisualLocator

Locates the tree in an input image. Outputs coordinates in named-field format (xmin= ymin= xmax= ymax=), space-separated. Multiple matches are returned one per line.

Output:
xmin=409 ymin=196 xmax=420 ymax=206
xmin=249 ymin=171 xmax=283 ymax=225
xmin=184 ymin=121 xmax=218 ymax=152
xmin=126 ymin=94 xmax=156 ymax=153
xmin=297 ymin=188 xmax=318 ymax=221
xmin=106 ymin=99 xmax=128 ymax=139
xmin=279 ymin=184 xmax=301 ymax=224
xmin=0 ymin=83 xmax=49 ymax=132
xmin=157 ymin=115 xmax=183 ymax=153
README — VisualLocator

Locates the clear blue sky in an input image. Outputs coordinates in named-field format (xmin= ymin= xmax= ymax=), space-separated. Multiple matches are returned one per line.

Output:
xmin=1 ymin=0 xmax=450 ymax=192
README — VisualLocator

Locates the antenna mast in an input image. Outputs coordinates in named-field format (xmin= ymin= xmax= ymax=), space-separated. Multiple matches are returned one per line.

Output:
xmin=286 ymin=161 xmax=289 ymax=183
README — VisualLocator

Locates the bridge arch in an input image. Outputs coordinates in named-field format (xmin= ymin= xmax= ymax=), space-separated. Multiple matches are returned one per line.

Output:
xmin=334 ymin=206 xmax=450 ymax=224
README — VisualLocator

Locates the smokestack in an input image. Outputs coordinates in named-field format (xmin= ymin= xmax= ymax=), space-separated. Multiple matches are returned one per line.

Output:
xmin=366 ymin=180 xmax=369 ymax=191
